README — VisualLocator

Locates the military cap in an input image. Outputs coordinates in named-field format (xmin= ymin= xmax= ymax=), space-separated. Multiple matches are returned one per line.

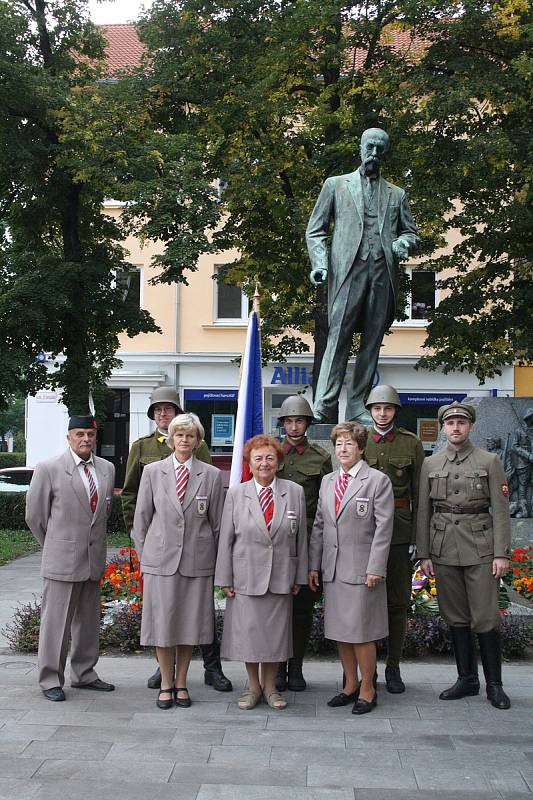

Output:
xmin=68 ymin=415 xmax=97 ymax=430
xmin=147 ymin=386 xmax=183 ymax=419
xmin=365 ymin=384 xmax=401 ymax=409
xmin=438 ymin=401 xmax=476 ymax=425
xmin=277 ymin=395 xmax=315 ymax=427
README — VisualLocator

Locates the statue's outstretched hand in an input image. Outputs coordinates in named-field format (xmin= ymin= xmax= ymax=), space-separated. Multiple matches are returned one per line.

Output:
xmin=392 ymin=239 xmax=409 ymax=260
xmin=310 ymin=268 xmax=328 ymax=286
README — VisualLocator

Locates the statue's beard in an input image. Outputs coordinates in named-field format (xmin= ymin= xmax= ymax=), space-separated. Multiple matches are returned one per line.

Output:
xmin=362 ymin=158 xmax=380 ymax=176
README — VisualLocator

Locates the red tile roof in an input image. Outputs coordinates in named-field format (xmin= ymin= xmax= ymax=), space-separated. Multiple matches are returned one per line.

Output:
xmin=100 ymin=24 xmax=144 ymax=74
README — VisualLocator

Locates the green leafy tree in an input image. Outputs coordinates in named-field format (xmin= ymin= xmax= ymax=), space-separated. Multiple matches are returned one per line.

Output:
xmin=0 ymin=0 xmax=221 ymax=414
xmin=0 ymin=396 xmax=25 ymax=450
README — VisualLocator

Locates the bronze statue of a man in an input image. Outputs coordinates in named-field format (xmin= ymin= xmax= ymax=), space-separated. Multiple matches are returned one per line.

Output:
xmin=306 ymin=127 xmax=420 ymax=423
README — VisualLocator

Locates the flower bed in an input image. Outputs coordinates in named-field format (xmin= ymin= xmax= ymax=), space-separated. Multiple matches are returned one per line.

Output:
xmin=503 ymin=546 xmax=533 ymax=603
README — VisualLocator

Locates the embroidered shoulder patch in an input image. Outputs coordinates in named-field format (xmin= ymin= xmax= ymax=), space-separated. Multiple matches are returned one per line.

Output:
xmin=501 ymin=483 xmax=509 ymax=497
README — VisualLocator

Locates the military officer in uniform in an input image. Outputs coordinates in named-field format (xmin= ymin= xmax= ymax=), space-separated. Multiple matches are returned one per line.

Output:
xmin=122 ymin=385 xmax=232 ymax=693
xmin=417 ymin=402 xmax=512 ymax=710
xmin=274 ymin=395 xmax=333 ymax=691
xmin=365 ymin=385 xmax=425 ymax=693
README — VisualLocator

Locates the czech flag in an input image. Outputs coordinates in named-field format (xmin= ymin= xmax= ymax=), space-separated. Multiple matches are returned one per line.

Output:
xmin=229 ymin=310 xmax=263 ymax=487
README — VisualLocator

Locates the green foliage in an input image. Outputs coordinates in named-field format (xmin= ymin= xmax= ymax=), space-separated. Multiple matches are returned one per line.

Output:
xmin=0 ymin=529 xmax=39 ymax=565
xmin=0 ymin=453 xmax=26 ymax=469
xmin=1 ymin=595 xmax=41 ymax=652
xmin=0 ymin=494 xmax=28 ymax=530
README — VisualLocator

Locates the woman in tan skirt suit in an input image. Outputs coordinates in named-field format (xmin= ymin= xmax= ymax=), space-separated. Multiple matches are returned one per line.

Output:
xmin=215 ymin=435 xmax=308 ymax=711
xmin=309 ymin=422 xmax=394 ymax=715
xmin=133 ymin=413 xmax=224 ymax=709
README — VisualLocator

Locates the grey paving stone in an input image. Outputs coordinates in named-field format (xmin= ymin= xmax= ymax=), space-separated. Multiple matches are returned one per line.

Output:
xmin=308 ymin=764 xmax=417 ymax=789
xmin=208 ymin=745 xmax=272 ymax=766
xmin=353 ymin=791 xmax=501 ymax=800
xmin=19 ymin=709 xmax=133 ymax=728
xmin=50 ymin=723 xmax=175 ymax=745
xmin=344 ymin=732 xmax=454 ymax=751
xmin=390 ymin=718 xmax=475 ymax=735
xmin=469 ymin=720 xmax=533 ymax=735
xmin=272 ymin=746 xmax=401 ymax=768
xmin=0 ymin=755 xmax=44 ymax=779
xmin=169 ymin=763 xmax=307 ymax=786
xmin=170 ymin=728 xmax=225 ymax=746
xmin=227 ymin=701 xmax=318 ymax=716
xmin=222 ymin=728 xmax=346 ymax=748
xmin=0 ymin=740 xmax=28 ymax=755
xmin=521 ymin=770 xmax=533 ymax=792
xmin=400 ymin=749 xmax=531 ymax=769
xmin=196 ymin=787 xmax=354 ymax=800
xmin=0 ymin=778 xmax=40 ymax=800
xmin=31 ymin=779 xmax=200 ymax=800
xmin=34 ymin=758 xmax=175 ymax=783
xmin=0 ymin=711 xmax=26 ymax=722
xmin=486 ymin=773 xmax=531 ymax=793
xmin=266 ymin=715 xmax=392 ymax=732
xmin=0 ymin=723 xmax=58 ymax=743
xmin=106 ymin=741 xmax=211 ymax=763
xmin=412 ymin=766 xmax=490 ymax=790
xmin=452 ymin=734 xmax=533 ymax=751
xmin=20 ymin=739 xmax=112 ymax=761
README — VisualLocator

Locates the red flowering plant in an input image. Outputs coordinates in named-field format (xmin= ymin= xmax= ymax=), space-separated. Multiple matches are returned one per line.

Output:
xmin=100 ymin=547 xmax=143 ymax=623
xmin=503 ymin=546 xmax=533 ymax=603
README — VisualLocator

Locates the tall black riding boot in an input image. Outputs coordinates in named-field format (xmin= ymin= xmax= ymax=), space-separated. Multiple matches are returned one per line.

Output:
xmin=201 ymin=639 xmax=232 ymax=692
xmin=440 ymin=627 xmax=480 ymax=700
xmin=288 ymin=658 xmax=306 ymax=691
xmin=477 ymin=628 xmax=511 ymax=710
xmin=276 ymin=662 xmax=288 ymax=692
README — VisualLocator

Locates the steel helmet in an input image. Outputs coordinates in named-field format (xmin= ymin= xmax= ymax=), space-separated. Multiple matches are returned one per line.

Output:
xmin=147 ymin=386 xmax=183 ymax=419
xmin=365 ymin=384 xmax=401 ymax=409
xmin=277 ymin=395 xmax=315 ymax=427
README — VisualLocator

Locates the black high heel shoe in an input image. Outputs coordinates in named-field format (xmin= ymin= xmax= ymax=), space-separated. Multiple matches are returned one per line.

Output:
xmin=351 ymin=692 xmax=377 ymax=715
xmin=175 ymin=687 xmax=192 ymax=708
xmin=156 ymin=688 xmax=175 ymax=710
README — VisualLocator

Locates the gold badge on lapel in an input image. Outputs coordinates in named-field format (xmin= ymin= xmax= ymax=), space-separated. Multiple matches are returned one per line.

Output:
xmin=355 ymin=497 xmax=369 ymax=517
xmin=196 ymin=496 xmax=208 ymax=515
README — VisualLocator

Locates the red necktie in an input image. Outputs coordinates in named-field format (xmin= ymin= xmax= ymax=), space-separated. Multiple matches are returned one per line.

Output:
xmin=334 ymin=471 xmax=349 ymax=516
xmin=175 ymin=464 xmax=189 ymax=504
xmin=259 ymin=486 xmax=274 ymax=529
xmin=83 ymin=464 xmax=98 ymax=514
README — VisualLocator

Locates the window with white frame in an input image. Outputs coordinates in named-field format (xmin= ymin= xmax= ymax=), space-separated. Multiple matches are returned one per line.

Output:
xmin=213 ymin=267 xmax=249 ymax=323
xmin=395 ymin=268 xmax=437 ymax=324
xmin=116 ymin=267 xmax=142 ymax=309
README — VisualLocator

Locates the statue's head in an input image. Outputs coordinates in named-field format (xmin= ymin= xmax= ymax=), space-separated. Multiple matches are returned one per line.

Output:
xmin=360 ymin=128 xmax=390 ymax=176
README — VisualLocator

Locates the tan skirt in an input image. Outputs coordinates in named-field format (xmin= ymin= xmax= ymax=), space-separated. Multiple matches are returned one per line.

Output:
xmin=140 ymin=571 xmax=214 ymax=647
xmin=221 ymin=591 xmax=292 ymax=663
xmin=324 ymin=576 xmax=388 ymax=644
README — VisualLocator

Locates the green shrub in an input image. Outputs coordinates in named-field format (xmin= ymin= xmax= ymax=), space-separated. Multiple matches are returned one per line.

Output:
xmin=2 ymin=595 xmax=42 ymax=652
xmin=0 ymin=453 xmax=26 ymax=469
xmin=108 ymin=495 xmax=126 ymax=533
xmin=0 ymin=494 xmax=28 ymax=530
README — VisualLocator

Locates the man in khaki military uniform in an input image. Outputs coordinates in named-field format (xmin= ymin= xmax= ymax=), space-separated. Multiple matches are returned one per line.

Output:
xmin=365 ymin=385 xmax=425 ymax=693
xmin=275 ymin=395 xmax=333 ymax=691
xmin=417 ymin=402 xmax=512 ymax=710
xmin=122 ymin=386 xmax=232 ymax=692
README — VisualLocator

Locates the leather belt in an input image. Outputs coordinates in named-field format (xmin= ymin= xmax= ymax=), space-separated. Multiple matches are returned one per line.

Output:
xmin=433 ymin=503 xmax=490 ymax=514
xmin=394 ymin=496 xmax=410 ymax=509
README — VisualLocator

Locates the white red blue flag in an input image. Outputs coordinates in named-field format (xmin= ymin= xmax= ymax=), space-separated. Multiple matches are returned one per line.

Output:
xmin=229 ymin=310 xmax=263 ymax=487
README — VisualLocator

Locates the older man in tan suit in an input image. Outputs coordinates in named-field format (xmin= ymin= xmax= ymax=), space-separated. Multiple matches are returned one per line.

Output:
xmin=26 ymin=415 xmax=116 ymax=701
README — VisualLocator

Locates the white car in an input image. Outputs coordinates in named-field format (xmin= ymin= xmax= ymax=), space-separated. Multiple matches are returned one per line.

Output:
xmin=0 ymin=467 xmax=34 ymax=493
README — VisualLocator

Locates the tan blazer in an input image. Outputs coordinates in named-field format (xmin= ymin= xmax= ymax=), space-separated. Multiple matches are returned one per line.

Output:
xmin=25 ymin=450 xmax=115 ymax=582
xmin=215 ymin=478 xmax=308 ymax=596
xmin=132 ymin=455 xmax=224 ymax=577
xmin=309 ymin=462 xmax=394 ymax=583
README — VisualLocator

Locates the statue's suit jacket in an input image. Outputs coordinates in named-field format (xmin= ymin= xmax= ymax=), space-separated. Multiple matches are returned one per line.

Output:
xmin=132 ymin=455 xmax=224 ymax=577
xmin=306 ymin=170 xmax=420 ymax=331
xmin=309 ymin=461 xmax=394 ymax=583
xmin=215 ymin=479 xmax=308 ymax=595
xmin=25 ymin=450 xmax=115 ymax=582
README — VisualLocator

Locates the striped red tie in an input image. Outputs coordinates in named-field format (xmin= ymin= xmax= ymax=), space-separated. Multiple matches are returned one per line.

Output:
xmin=83 ymin=464 xmax=98 ymax=514
xmin=175 ymin=464 xmax=189 ymax=504
xmin=334 ymin=471 xmax=349 ymax=516
xmin=259 ymin=486 xmax=274 ymax=528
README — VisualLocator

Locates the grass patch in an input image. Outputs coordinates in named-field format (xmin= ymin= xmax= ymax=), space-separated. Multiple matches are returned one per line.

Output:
xmin=0 ymin=529 xmax=39 ymax=565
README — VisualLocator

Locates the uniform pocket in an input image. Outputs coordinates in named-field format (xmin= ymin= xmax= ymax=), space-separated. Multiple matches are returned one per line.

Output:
xmin=430 ymin=519 xmax=446 ymax=557
xmin=471 ymin=520 xmax=493 ymax=557
xmin=389 ymin=457 xmax=412 ymax=486
xmin=429 ymin=471 xmax=448 ymax=500
xmin=464 ymin=470 xmax=489 ymax=501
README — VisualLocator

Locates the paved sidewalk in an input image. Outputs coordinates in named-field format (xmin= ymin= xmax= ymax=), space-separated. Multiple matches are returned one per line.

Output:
xmin=0 ymin=553 xmax=532 ymax=800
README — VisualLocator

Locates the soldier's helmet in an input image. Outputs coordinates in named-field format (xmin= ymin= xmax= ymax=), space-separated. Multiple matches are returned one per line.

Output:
xmin=147 ymin=386 xmax=183 ymax=420
xmin=523 ymin=406 xmax=533 ymax=423
xmin=277 ymin=395 xmax=315 ymax=427
xmin=365 ymin=385 xmax=402 ymax=409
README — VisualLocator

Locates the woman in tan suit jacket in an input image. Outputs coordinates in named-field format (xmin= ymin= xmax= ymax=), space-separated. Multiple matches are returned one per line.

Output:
xmin=215 ymin=435 xmax=308 ymax=711
xmin=309 ymin=422 xmax=394 ymax=715
xmin=133 ymin=413 xmax=224 ymax=710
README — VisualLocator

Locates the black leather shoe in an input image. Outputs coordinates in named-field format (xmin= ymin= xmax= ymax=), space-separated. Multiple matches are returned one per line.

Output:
xmin=275 ymin=662 xmax=287 ymax=692
xmin=71 ymin=679 xmax=115 ymax=692
xmin=204 ymin=668 xmax=232 ymax=692
xmin=43 ymin=687 xmax=65 ymax=702
xmin=287 ymin=660 xmax=306 ymax=692
xmin=147 ymin=667 xmax=162 ymax=689
xmin=175 ymin=687 xmax=192 ymax=708
xmin=327 ymin=690 xmax=358 ymax=707
xmin=352 ymin=693 xmax=377 ymax=715
xmin=385 ymin=665 xmax=405 ymax=694
xmin=156 ymin=688 xmax=175 ymax=710
xmin=439 ymin=676 xmax=480 ymax=700
xmin=486 ymin=683 xmax=511 ymax=710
